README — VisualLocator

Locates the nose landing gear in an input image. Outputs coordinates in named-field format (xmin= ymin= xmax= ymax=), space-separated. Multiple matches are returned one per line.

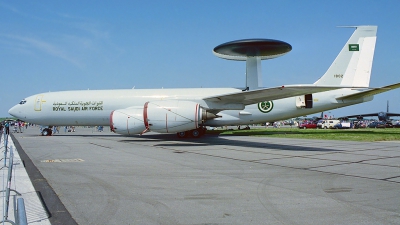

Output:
xmin=41 ymin=128 xmax=53 ymax=136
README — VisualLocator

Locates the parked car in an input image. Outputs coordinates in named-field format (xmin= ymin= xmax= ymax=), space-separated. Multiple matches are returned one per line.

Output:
xmin=298 ymin=121 xmax=318 ymax=129
xmin=368 ymin=121 xmax=392 ymax=128
xmin=353 ymin=121 xmax=367 ymax=129
xmin=317 ymin=119 xmax=340 ymax=129
xmin=333 ymin=122 xmax=353 ymax=129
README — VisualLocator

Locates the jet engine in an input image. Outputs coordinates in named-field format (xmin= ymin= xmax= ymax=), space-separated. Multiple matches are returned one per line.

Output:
xmin=110 ymin=100 xmax=217 ymax=135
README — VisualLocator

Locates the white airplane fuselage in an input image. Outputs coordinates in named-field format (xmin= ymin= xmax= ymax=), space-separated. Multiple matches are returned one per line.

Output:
xmin=8 ymin=87 xmax=369 ymax=127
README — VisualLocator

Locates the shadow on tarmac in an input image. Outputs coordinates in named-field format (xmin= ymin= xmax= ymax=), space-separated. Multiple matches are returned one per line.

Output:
xmin=118 ymin=134 xmax=342 ymax=152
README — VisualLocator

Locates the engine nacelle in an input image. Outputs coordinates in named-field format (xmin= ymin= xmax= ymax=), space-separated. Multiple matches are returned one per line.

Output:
xmin=110 ymin=101 xmax=216 ymax=135
xmin=110 ymin=107 xmax=146 ymax=135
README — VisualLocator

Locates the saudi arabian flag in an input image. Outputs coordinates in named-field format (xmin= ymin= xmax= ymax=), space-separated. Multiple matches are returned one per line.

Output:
xmin=349 ymin=44 xmax=359 ymax=51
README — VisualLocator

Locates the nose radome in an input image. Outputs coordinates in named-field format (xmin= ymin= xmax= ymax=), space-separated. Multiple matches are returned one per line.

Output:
xmin=8 ymin=105 xmax=20 ymax=118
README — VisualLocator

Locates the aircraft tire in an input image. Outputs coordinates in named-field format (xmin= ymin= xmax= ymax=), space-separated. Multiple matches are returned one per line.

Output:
xmin=190 ymin=129 xmax=202 ymax=138
xmin=177 ymin=131 xmax=188 ymax=138
xmin=42 ymin=128 xmax=52 ymax=136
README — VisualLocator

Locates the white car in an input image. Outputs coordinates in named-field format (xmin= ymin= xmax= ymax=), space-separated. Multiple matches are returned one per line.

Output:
xmin=317 ymin=120 xmax=340 ymax=129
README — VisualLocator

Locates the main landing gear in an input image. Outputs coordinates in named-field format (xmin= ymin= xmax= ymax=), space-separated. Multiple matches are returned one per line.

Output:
xmin=177 ymin=127 xmax=207 ymax=138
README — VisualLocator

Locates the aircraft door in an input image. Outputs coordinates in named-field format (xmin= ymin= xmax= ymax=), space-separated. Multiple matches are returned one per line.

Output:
xmin=305 ymin=94 xmax=313 ymax=108
xmin=296 ymin=94 xmax=313 ymax=108
xmin=34 ymin=95 xmax=44 ymax=111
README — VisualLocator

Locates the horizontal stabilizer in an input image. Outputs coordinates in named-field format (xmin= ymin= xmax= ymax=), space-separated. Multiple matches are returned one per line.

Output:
xmin=336 ymin=82 xmax=400 ymax=100
xmin=204 ymin=85 xmax=344 ymax=106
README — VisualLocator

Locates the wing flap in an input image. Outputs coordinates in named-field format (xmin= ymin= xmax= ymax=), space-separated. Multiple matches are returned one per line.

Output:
xmin=204 ymin=85 xmax=343 ymax=106
xmin=336 ymin=82 xmax=400 ymax=100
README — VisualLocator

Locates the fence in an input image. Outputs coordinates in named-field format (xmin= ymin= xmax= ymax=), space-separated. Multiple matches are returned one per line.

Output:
xmin=1 ymin=129 xmax=27 ymax=225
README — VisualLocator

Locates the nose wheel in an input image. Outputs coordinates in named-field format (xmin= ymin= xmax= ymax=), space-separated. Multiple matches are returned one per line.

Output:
xmin=41 ymin=128 xmax=53 ymax=136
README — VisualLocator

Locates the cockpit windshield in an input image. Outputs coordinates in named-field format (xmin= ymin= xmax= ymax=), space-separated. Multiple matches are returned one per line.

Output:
xmin=19 ymin=99 xmax=27 ymax=105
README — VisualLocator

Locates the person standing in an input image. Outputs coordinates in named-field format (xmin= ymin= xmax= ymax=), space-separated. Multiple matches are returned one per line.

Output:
xmin=4 ymin=121 xmax=10 ymax=134
xmin=18 ymin=121 xmax=23 ymax=133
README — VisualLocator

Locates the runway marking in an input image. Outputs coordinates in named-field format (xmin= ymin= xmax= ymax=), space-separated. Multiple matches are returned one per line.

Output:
xmin=41 ymin=159 xmax=84 ymax=163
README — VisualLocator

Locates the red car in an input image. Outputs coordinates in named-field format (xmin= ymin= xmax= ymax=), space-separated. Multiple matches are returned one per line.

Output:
xmin=298 ymin=121 xmax=318 ymax=129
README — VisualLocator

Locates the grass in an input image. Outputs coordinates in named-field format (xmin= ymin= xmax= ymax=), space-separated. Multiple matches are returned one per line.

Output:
xmin=207 ymin=127 xmax=400 ymax=142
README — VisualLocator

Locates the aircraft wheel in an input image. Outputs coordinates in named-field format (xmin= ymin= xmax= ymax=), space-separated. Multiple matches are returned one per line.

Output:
xmin=42 ymin=128 xmax=52 ymax=136
xmin=177 ymin=131 xmax=188 ymax=138
xmin=190 ymin=129 xmax=202 ymax=138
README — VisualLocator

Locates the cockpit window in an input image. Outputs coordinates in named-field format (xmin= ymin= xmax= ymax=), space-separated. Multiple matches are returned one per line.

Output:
xmin=19 ymin=99 xmax=27 ymax=105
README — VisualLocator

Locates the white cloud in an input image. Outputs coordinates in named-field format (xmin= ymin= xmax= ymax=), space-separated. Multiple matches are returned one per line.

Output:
xmin=2 ymin=34 xmax=83 ymax=67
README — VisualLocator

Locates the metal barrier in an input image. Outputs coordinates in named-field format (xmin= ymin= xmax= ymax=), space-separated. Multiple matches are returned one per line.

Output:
xmin=16 ymin=198 xmax=27 ymax=225
xmin=2 ymin=133 xmax=8 ymax=169
xmin=1 ymin=131 xmax=26 ymax=225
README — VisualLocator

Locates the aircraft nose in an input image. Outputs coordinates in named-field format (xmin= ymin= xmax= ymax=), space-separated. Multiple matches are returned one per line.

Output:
xmin=8 ymin=105 xmax=24 ymax=119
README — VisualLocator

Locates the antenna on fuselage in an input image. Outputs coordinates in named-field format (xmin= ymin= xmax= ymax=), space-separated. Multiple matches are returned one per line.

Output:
xmin=213 ymin=39 xmax=292 ymax=90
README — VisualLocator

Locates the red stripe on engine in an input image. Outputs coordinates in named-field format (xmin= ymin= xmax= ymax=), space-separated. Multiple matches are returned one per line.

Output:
xmin=109 ymin=110 xmax=115 ymax=132
xmin=143 ymin=102 xmax=149 ymax=129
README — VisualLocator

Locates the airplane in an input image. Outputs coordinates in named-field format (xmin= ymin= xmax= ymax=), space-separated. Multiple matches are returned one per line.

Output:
xmin=340 ymin=101 xmax=400 ymax=121
xmin=8 ymin=25 xmax=400 ymax=137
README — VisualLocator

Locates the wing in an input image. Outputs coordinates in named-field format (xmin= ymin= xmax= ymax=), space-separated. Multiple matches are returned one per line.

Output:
xmin=344 ymin=113 xmax=381 ymax=118
xmin=203 ymin=85 xmax=342 ymax=106
xmin=336 ymin=82 xmax=400 ymax=100
xmin=387 ymin=113 xmax=400 ymax=117
xmin=342 ymin=112 xmax=400 ymax=119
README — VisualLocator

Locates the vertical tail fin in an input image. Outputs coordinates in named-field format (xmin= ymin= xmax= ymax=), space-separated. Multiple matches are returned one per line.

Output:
xmin=314 ymin=26 xmax=377 ymax=87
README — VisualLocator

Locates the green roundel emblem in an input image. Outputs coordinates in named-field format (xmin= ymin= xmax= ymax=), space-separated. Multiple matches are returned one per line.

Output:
xmin=258 ymin=101 xmax=274 ymax=113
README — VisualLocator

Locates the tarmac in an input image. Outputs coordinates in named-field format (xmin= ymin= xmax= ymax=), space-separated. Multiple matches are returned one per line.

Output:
xmin=3 ymin=126 xmax=400 ymax=225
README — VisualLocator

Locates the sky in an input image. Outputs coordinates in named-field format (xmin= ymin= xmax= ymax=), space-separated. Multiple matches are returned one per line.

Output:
xmin=1 ymin=1 xmax=400 ymax=119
